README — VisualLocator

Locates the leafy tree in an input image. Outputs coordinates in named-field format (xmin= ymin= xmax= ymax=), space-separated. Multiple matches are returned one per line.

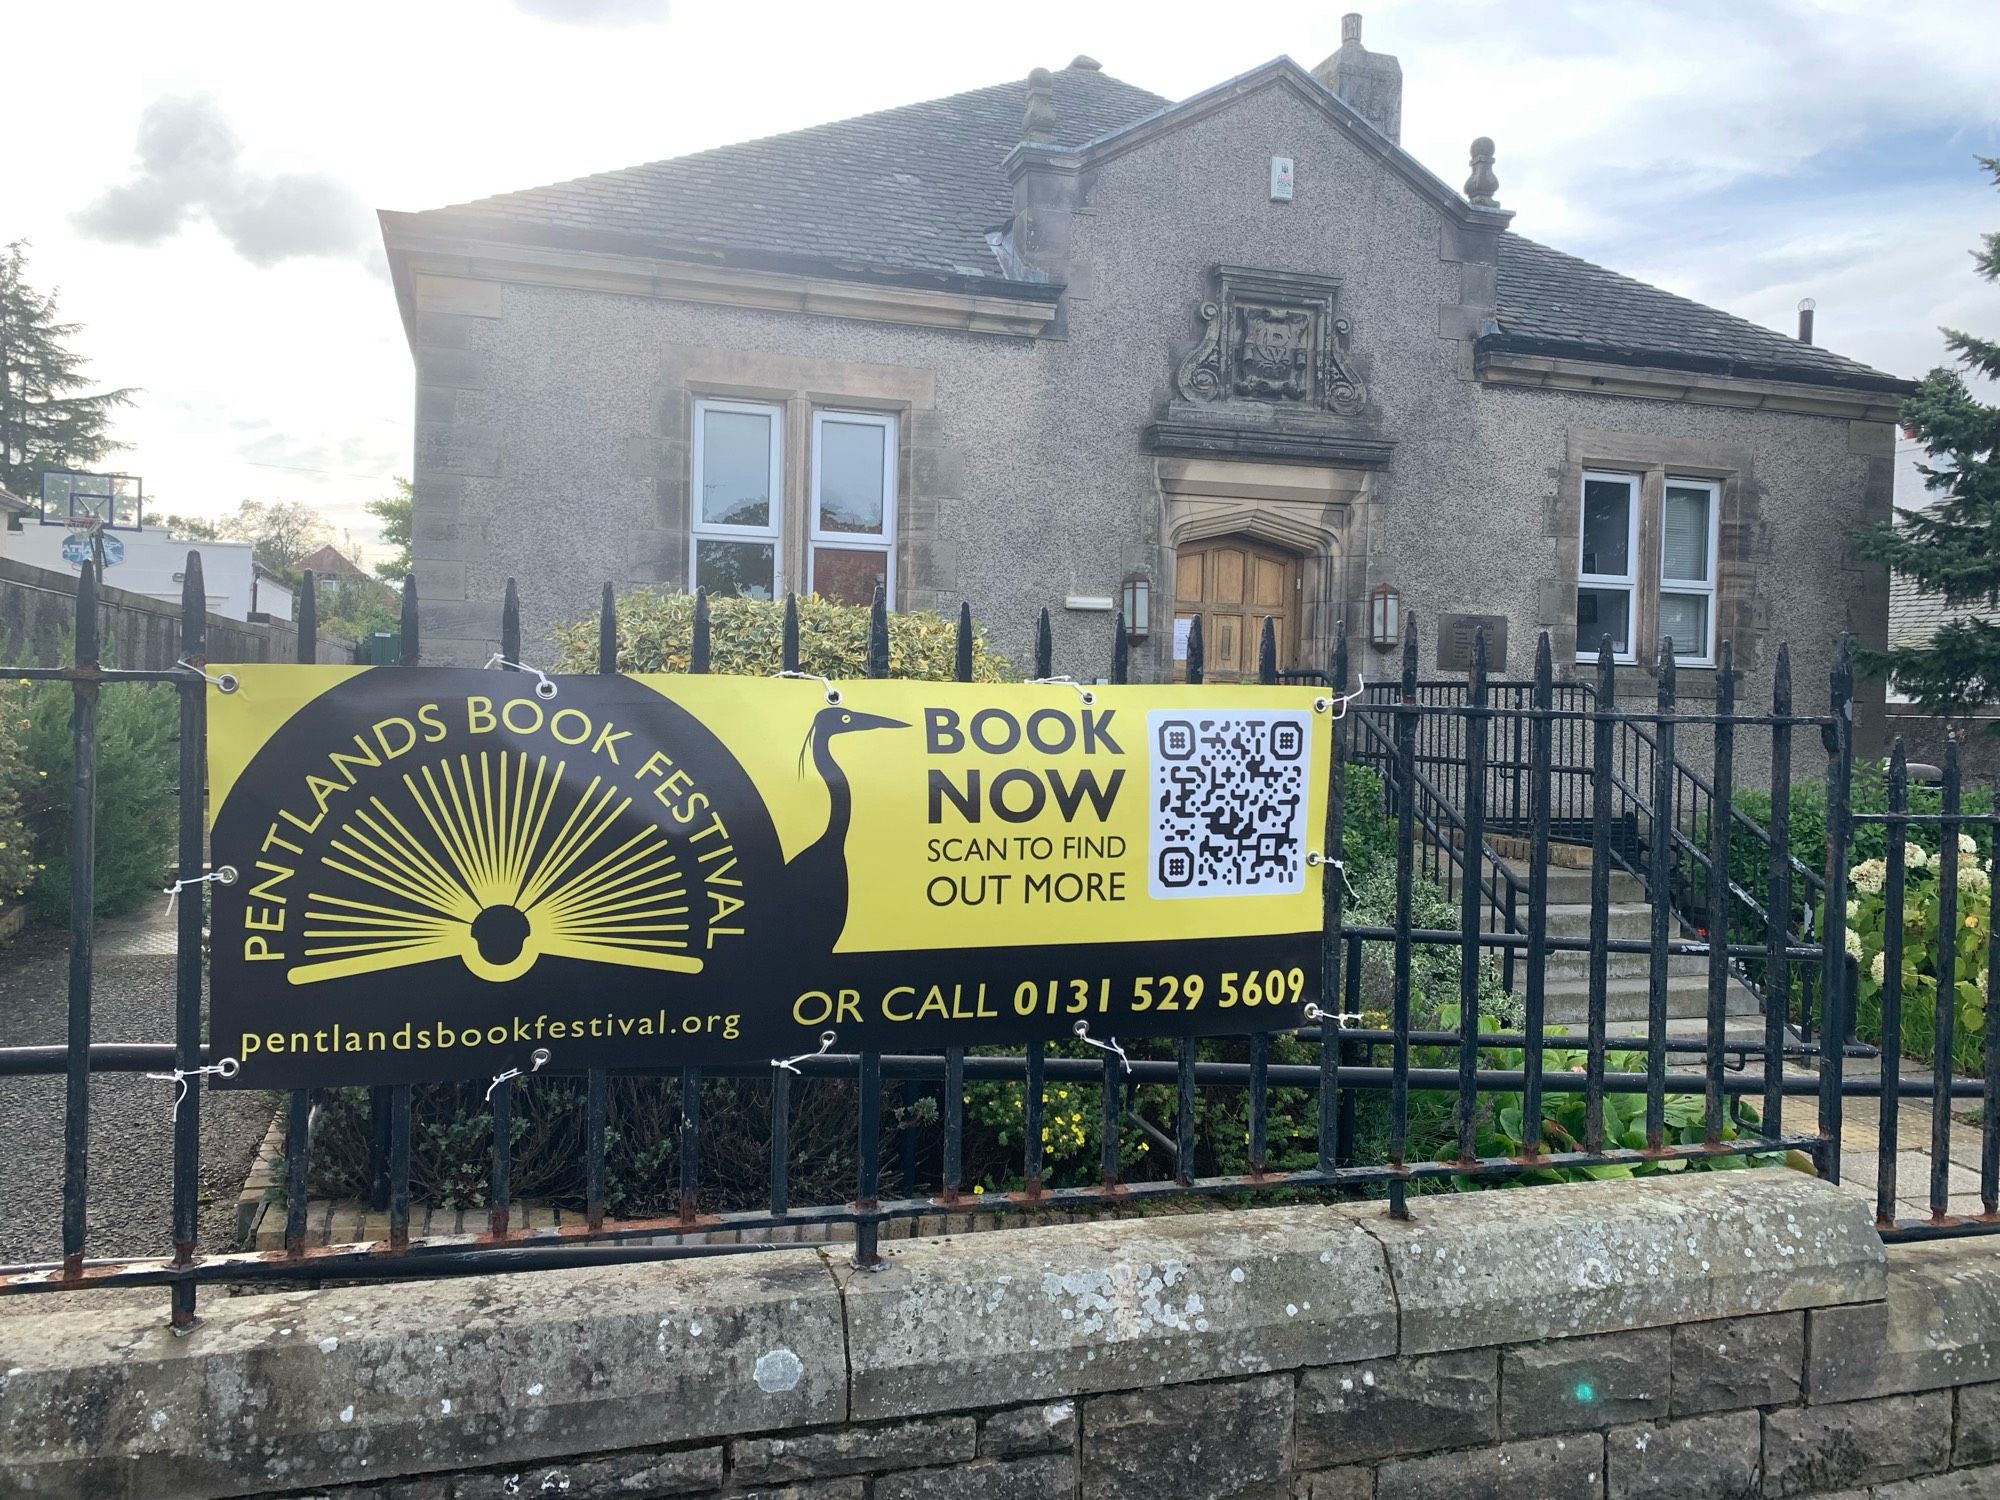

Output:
xmin=213 ymin=498 xmax=333 ymax=578
xmin=161 ymin=512 xmax=222 ymax=542
xmin=1854 ymin=156 xmax=2000 ymax=726
xmin=0 ymin=241 xmax=134 ymax=496
xmin=320 ymin=584 xmax=400 ymax=642
xmin=368 ymin=477 xmax=412 ymax=583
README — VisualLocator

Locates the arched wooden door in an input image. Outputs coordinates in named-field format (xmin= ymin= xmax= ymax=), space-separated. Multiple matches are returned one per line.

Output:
xmin=1174 ymin=536 xmax=1300 ymax=682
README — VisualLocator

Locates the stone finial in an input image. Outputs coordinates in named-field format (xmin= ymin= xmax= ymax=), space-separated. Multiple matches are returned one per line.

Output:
xmin=1465 ymin=137 xmax=1499 ymax=207
xmin=1342 ymin=12 xmax=1362 ymax=42
xmin=1067 ymin=54 xmax=1101 ymax=71
xmin=1022 ymin=67 xmax=1057 ymax=145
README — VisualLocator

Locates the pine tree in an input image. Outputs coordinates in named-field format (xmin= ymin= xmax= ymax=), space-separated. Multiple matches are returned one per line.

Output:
xmin=1854 ymin=157 xmax=2000 ymax=725
xmin=0 ymin=241 xmax=134 ymax=497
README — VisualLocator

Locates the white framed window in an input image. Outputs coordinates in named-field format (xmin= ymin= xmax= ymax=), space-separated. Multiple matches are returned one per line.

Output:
xmin=1576 ymin=469 xmax=1639 ymax=664
xmin=691 ymin=398 xmax=783 ymax=600
xmin=808 ymin=409 xmax=898 ymax=608
xmin=1658 ymin=477 xmax=1718 ymax=666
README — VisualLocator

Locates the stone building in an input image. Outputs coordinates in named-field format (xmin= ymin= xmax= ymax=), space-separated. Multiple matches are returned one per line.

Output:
xmin=381 ymin=15 xmax=1906 ymax=736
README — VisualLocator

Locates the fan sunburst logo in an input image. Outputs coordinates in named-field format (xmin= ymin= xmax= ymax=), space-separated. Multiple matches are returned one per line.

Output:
xmin=297 ymin=749 xmax=702 ymax=986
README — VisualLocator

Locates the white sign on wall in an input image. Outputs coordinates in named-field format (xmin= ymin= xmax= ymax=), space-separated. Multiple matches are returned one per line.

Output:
xmin=1172 ymin=616 xmax=1194 ymax=663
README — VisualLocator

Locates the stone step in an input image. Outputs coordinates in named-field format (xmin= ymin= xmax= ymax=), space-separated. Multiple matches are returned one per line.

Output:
xmin=1540 ymin=901 xmax=1655 ymax=941
xmin=1539 ymin=947 xmax=1713 ymax=982
xmin=1543 ymin=972 xmax=1758 ymax=1025
xmin=1500 ymin=863 xmax=1645 ymax=906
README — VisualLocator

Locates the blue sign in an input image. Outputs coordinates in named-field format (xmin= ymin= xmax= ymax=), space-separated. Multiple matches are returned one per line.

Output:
xmin=60 ymin=531 xmax=125 ymax=567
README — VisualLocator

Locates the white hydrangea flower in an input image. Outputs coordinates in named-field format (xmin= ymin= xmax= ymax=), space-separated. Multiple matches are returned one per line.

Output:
xmin=1871 ymin=950 xmax=1886 ymax=985
xmin=1850 ymin=859 xmax=1887 ymax=895
xmin=1847 ymin=900 xmax=1860 ymax=921
xmin=1962 ymin=833 xmax=1980 ymax=856
xmin=1961 ymin=863 xmax=1991 ymax=896
xmin=1846 ymin=927 xmax=1864 ymax=959
xmin=1906 ymin=842 xmax=1929 ymax=870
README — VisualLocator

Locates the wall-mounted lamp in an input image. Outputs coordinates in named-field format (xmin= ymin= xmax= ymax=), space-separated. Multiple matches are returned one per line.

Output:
xmin=1120 ymin=574 xmax=1152 ymax=641
xmin=1368 ymin=584 xmax=1402 ymax=650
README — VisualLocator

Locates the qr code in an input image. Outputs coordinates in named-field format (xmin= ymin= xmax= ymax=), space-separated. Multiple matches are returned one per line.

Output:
xmin=1149 ymin=710 xmax=1310 ymax=899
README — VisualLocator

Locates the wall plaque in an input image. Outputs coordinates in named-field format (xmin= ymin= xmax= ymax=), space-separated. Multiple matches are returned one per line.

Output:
xmin=1437 ymin=614 xmax=1507 ymax=672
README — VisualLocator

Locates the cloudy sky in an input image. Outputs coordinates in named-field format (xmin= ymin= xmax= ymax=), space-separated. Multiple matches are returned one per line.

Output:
xmin=9 ymin=0 xmax=1997 ymax=560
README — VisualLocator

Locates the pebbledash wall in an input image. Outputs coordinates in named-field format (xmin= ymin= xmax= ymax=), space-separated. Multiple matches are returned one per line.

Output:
xmin=397 ymin=67 xmax=1892 ymax=750
xmin=8 ymin=1174 xmax=2000 ymax=1499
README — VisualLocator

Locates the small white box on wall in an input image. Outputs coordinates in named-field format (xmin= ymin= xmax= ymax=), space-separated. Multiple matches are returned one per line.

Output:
xmin=1270 ymin=156 xmax=1295 ymax=201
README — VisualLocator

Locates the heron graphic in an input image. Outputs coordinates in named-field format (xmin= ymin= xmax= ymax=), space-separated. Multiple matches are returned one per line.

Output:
xmin=788 ymin=703 xmax=909 ymax=955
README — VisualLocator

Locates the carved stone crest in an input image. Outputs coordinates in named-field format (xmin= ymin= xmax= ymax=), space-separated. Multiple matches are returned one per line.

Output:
xmin=1173 ymin=266 xmax=1366 ymax=417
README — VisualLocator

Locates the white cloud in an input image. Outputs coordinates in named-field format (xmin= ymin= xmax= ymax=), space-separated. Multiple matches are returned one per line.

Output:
xmin=74 ymin=95 xmax=371 ymax=267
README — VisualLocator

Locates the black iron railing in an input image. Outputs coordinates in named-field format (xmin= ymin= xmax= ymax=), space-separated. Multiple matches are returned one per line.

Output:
xmin=7 ymin=570 xmax=1998 ymax=1332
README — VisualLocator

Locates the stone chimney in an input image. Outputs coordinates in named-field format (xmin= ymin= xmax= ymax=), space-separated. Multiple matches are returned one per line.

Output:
xmin=1312 ymin=13 xmax=1402 ymax=143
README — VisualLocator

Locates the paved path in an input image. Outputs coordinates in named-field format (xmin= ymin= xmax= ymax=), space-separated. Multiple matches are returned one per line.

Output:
xmin=0 ymin=902 xmax=275 ymax=1268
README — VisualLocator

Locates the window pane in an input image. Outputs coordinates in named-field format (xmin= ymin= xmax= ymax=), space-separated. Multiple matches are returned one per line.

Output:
xmin=1659 ymin=592 xmax=1709 ymax=657
xmin=1581 ymin=478 xmax=1632 ymax=578
xmin=812 ymin=547 xmax=888 ymax=607
xmin=1663 ymin=485 xmax=1711 ymax=582
xmin=695 ymin=539 xmax=774 ymax=600
xmin=1576 ymin=587 xmax=1631 ymax=656
xmin=817 ymin=420 xmax=887 ymax=535
xmin=699 ymin=409 xmax=773 ymax=527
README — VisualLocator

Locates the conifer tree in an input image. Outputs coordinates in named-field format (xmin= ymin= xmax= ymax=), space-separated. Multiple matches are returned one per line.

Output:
xmin=0 ymin=241 xmax=133 ymax=496
xmin=1855 ymin=157 xmax=2000 ymax=725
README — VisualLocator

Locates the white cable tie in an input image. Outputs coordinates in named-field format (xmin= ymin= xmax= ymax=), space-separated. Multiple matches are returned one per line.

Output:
xmin=164 ymin=864 xmax=237 ymax=914
xmin=1072 ymin=1019 xmax=1130 ymax=1073
xmin=1305 ymin=852 xmax=1359 ymax=901
xmin=774 ymin=1030 xmax=838 ymax=1074
xmin=776 ymin=670 xmax=842 ymax=706
xmin=484 ymin=654 xmax=558 ymax=700
xmin=1028 ymin=675 xmax=1096 ymax=706
xmin=176 ymin=658 xmax=238 ymax=693
xmin=1302 ymin=1003 xmax=1365 ymax=1028
xmin=145 ymin=1057 xmax=240 ymax=1121
xmin=486 ymin=1047 xmax=552 ymax=1101
xmin=1312 ymin=670 xmax=1367 ymax=720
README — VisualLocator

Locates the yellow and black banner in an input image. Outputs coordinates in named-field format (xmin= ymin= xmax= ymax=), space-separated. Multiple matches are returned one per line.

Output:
xmin=204 ymin=668 xmax=1331 ymax=1086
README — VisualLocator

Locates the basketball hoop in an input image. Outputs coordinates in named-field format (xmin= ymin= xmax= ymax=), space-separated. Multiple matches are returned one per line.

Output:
xmin=63 ymin=515 xmax=105 ymax=531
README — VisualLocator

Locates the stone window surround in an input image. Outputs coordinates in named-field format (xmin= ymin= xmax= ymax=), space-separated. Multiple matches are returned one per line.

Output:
xmin=1547 ymin=429 xmax=1761 ymax=693
xmin=677 ymin=368 xmax=921 ymax=608
xmin=1574 ymin=466 xmax=1722 ymax=669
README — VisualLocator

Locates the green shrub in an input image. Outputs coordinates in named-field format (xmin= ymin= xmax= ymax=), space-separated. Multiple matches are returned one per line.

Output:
xmin=552 ymin=589 xmax=1016 ymax=679
xmin=1845 ymin=836 xmax=1992 ymax=1075
xmin=0 ymin=681 xmax=37 ymax=903
xmin=13 ymin=676 xmax=178 ymax=922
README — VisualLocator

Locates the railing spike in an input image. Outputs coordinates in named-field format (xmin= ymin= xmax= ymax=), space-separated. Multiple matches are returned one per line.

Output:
xmin=502 ymin=578 xmax=521 ymax=666
xmin=598 ymin=582 xmax=616 ymax=676
xmin=1258 ymin=615 xmax=1278 ymax=684
xmin=399 ymin=573 xmax=419 ymax=666
xmin=1034 ymin=607 xmax=1053 ymax=680
xmin=1186 ymin=613 xmax=1204 ymax=685
xmin=691 ymin=587 xmax=711 ymax=674
xmin=296 ymin=569 xmax=317 ymax=665
xmin=955 ymin=602 xmax=974 ymax=683
xmin=1112 ymin=608 xmax=1129 ymax=686
xmin=868 ymin=585 xmax=890 ymax=678
xmin=782 ymin=592 xmax=800 ymax=674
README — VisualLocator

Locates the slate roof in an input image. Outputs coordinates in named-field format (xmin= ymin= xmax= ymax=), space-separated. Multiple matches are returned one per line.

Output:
xmin=294 ymin=544 xmax=369 ymax=580
xmin=405 ymin=62 xmax=1906 ymax=392
xmin=1489 ymin=234 xmax=1903 ymax=392
xmin=426 ymin=67 xmax=1171 ymax=282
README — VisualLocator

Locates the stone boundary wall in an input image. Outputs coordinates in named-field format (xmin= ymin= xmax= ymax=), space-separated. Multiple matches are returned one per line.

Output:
xmin=0 ymin=556 xmax=356 ymax=669
xmin=6 ymin=1173 xmax=2000 ymax=1499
